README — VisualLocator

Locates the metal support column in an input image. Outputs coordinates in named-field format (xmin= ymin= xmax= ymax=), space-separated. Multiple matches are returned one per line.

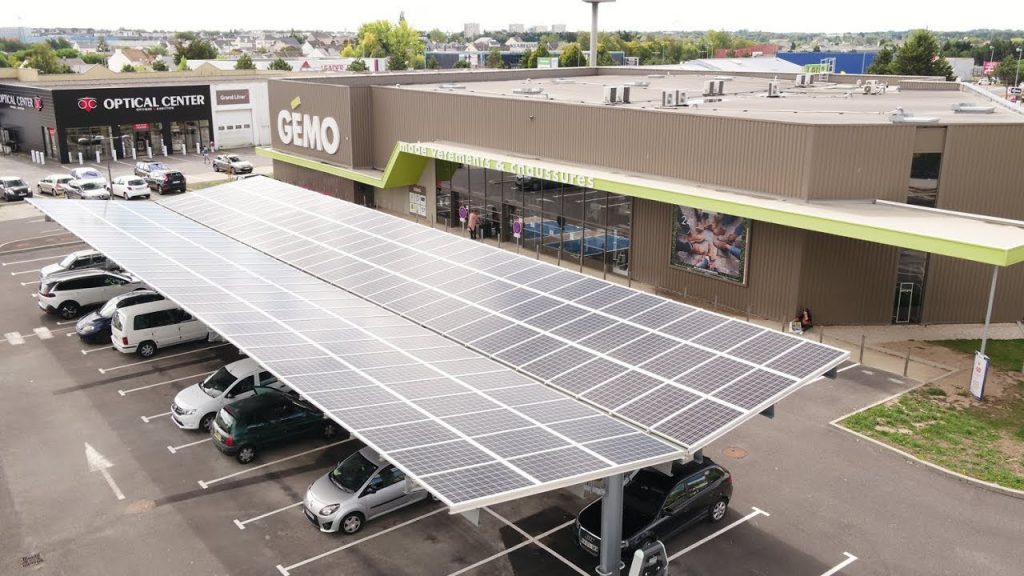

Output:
xmin=980 ymin=265 xmax=999 ymax=356
xmin=597 ymin=473 xmax=624 ymax=576
xmin=589 ymin=2 xmax=599 ymax=68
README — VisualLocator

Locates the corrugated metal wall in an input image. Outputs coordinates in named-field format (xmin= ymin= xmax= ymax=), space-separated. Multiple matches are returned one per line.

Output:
xmin=806 ymin=125 xmax=915 ymax=201
xmin=632 ymin=198 xmax=803 ymax=321
xmin=798 ymin=232 xmax=898 ymax=324
xmin=273 ymin=160 xmax=354 ymax=201
xmin=348 ymin=86 xmax=374 ymax=167
xmin=268 ymin=81 xmax=353 ymax=166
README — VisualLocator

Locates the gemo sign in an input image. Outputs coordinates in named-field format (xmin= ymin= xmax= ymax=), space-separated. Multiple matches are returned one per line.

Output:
xmin=277 ymin=109 xmax=340 ymax=155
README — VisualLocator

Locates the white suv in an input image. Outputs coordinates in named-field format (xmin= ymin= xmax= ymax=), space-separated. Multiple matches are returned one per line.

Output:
xmin=111 ymin=300 xmax=209 ymax=358
xmin=40 ymin=249 xmax=117 ymax=279
xmin=37 ymin=270 xmax=145 ymax=319
xmin=172 ymin=358 xmax=288 ymax=431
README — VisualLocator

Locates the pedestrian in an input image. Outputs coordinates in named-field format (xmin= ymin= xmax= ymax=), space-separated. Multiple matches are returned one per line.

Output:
xmin=201 ymin=145 xmax=210 ymax=165
xmin=467 ymin=208 xmax=480 ymax=240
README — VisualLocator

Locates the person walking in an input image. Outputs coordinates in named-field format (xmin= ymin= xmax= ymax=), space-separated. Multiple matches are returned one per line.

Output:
xmin=201 ymin=145 xmax=210 ymax=165
xmin=467 ymin=208 xmax=480 ymax=240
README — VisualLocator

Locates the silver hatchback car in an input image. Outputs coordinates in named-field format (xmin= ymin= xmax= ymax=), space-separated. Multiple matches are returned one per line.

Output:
xmin=304 ymin=447 xmax=430 ymax=534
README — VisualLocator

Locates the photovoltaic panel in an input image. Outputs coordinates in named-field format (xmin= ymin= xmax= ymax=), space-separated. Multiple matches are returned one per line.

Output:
xmin=550 ymin=357 xmax=629 ymax=395
xmin=614 ymin=385 xmax=703 ymax=427
xmin=712 ymin=369 xmax=796 ymax=410
xmin=472 ymin=426 xmax=569 ymax=458
xmin=654 ymin=401 xmax=744 ymax=447
xmin=583 ymin=434 xmax=679 ymax=466
xmin=514 ymin=399 xmax=603 ymax=424
xmin=548 ymin=416 xmax=637 ymax=443
xmin=509 ymin=447 xmax=610 ymax=482
xmin=672 ymin=356 xmax=753 ymax=394
xmin=442 ymin=409 xmax=534 ymax=437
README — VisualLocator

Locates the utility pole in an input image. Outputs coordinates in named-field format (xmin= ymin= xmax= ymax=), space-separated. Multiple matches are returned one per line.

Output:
xmin=582 ymin=0 xmax=614 ymax=68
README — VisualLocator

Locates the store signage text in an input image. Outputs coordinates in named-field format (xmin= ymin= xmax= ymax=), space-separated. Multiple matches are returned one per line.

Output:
xmin=0 ymin=92 xmax=43 ymax=111
xmin=277 ymin=109 xmax=340 ymax=155
xmin=216 ymin=89 xmax=250 ymax=105
xmin=398 ymin=142 xmax=596 ymax=188
xmin=78 ymin=94 xmax=206 ymax=113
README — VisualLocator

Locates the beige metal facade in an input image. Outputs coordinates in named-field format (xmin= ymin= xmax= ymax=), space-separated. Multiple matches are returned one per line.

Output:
xmin=266 ymin=72 xmax=1024 ymax=325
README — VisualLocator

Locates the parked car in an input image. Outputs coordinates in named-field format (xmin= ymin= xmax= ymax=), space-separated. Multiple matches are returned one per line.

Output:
xmin=0 ymin=176 xmax=32 ymax=201
xmin=110 ymin=175 xmax=150 ymax=200
xmin=68 ymin=167 xmax=108 ymax=188
xmin=37 ymin=174 xmax=74 ymax=196
xmin=66 ymin=179 xmax=110 ymax=200
xmin=575 ymin=458 xmax=732 ymax=559
xmin=75 ymin=289 xmax=164 ymax=343
xmin=37 ymin=269 xmax=145 ymax=319
xmin=134 ymin=161 xmax=170 ymax=178
xmin=110 ymin=299 xmax=209 ymax=358
xmin=212 ymin=154 xmax=253 ymax=174
xmin=304 ymin=447 xmax=430 ymax=534
xmin=145 ymin=170 xmax=186 ymax=193
xmin=210 ymin=389 xmax=343 ymax=464
xmin=40 ymin=249 xmax=117 ymax=279
xmin=172 ymin=358 xmax=288 ymax=431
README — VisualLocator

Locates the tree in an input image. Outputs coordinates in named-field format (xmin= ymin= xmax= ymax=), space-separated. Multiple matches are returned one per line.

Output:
xmin=96 ymin=36 xmax=109 ymax=52
xmin=235 ymin=53 xmax=255 ymax=70
xmin=82 ymin=53 xmax=106 ymax=65
xmin=891 ymin=30 xmax=954 ymax=80
xmin=347 ymin=58 xmax=368 ymax=72
xmin=526 ymin=44 xmax=549 ymax=68
xmin=558 ymin=43 xmax=585 ymax=67
xmin=867 ymin=46 xmax=895 ymax=74
xmin=426 ymin=55 xmax=439 ymax=69
xmin=454 ymin=59 xmax=470 ymax=69
xmin=177 ymin=56 xmax=189 ymax=71
xmin=340 ymin=44 xmax=357 ymax=58
xmin=269 ymin=57 xmax=292 ymax=71
xmin=47 ymin=38 xmax=73 ymax=50
xmin=596 ymin=45 xmax=615 ymax=66
xmin=994 ymin=57 xmax=1024 ymax=85
xmin=26 ymin=43 xmax=67 ymax=74
xmin=151 ymin=59 xmax=168 ymax=71
xmin=172 ymin=32 xmax=217 ymax=64
xmin=146 ymin=45 xmax=168 ymax=57
xmin=427 ymin=29 xmax=447 ymax=43
xmin=0 ymin=53 xmax=10 ymax=68
xmin=55 ymin=47 xmax=79 ymax=59
xmin=485 ymin=48 xmax=504 ymax=68
xmin=120 ymin=63 xmax=136 ymax=73
xmin=519 ymin=48 xmax=533 ymax=69
xmin=387 ymin=52 xmax=408 ymax=71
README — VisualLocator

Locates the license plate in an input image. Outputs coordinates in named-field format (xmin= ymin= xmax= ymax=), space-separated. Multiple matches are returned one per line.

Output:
xmin=213 ymin=429 xmax=222 ymax=442
xmin=304 ymin=508 xmax=315 ymax=521
xmin=581 ymin=537 xmax=598 ymax=553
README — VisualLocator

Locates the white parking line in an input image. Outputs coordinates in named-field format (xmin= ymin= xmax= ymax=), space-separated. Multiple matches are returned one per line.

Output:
xmin=3 ymin=254 xmax=65 ymax=266
xmin=10 ymin=269 xmax=38 ymax=276
xmin=140 ymin=411 xmax=172 ymax=423
xmin=198 ymin=439 xmax=353 ymax=489
xmin=275 ymin=506 xmax=445 ymax=575
xmin=484 ymin=508 xmax=589 ymax=576
xmin=0 ymin=241 xmax=84 ymax=256
xmin=55 ymin=319 xmax=78 ymax=325
xmin=19 ymin=280 xmax=38 ymax=286
xmin=887 ymin=377 xmax=903 ymax=384
xmin=81 ymin=346 xmax=114 ymax=355
xmin=98 ymin=343 xmax=231 ymax=374
xmin=821 ymin=552 xmax=858 ymax=576
xmin=234 ymin=501 xmax=303 ymax=530
xmin=33 ymin=327 xmax=53 ymax=340
xmin=4 ymin=332 xmax=25 ymax=346
xmin=118 ymin=371 xmax=213 ymax=396
xmin=668 ymin=507 xmax=770 ymax=561
xmin=838 ymin=363 xmax=860 ymax=373
xmin=168 ymin=437 xmax=212 ymax=454
xmin=447 ymin=518 xmax=577 ymax=576
xmin=0 ymin=231 xmax=70 ymax=249
xmin=861 ymin=369 xmax=875 ymax=375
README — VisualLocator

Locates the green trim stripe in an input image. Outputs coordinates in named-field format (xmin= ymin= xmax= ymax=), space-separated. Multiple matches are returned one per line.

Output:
xmin=258 ymin=145 xmax=1022 ymax=267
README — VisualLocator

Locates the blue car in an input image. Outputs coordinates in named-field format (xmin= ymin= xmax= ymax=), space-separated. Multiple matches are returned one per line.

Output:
xmin=76 ymin=290 xmax=164 ymax=342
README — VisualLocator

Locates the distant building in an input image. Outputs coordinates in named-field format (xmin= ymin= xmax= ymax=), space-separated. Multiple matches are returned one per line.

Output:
xmin=464 ymin=23 xmax=481 ymax=39
xmin=529 ymin=25 xmax=549 ymax=33
xmin=509 ymin=24 xmax=525 ymax=34
xmin=0 ymin=27 xmax=30 ymax=43
xmin=107 ymin=48 xmax=155 ymax=72
xmin=777 ymin=51 xmax=878 ymax=74
xmin=712 ymin=43 xmax=780 ymax=58
xmin=551 ymin=24 xmax=567 ymax=33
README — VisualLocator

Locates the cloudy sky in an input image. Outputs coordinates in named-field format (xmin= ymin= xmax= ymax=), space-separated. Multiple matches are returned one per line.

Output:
xmin=10 ymin=0 xmax=1023 ymax=34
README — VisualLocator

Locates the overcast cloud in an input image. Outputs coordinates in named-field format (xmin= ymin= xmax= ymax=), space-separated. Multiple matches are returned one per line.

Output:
xmin=9 ymin=0 xmax=1024 ymax=34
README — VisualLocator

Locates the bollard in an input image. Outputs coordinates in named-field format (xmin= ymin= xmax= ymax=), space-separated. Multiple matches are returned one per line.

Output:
xmin=162 ymin=145 xmax=167 ymax=157
xmin=181 ymin=143 xmax=186 ymax=156
xmin=903 ymin=351 xmax=911 ymax=377
xmin=110 ymin=142 xmax=116 ymax=160
xmin=195 ymin=142 xmax=201 ymax=155
xmin=95 ymin=150 xmax=101 ymax=163
xmin=781 ymin=319 xmax=787 ymax=332
xmin=147 ymin=146 xmax=152 ymax=159
xmin=31 ymin=150 xmax=37 ymax=163
xmin=713 ymin=295 xmax=718 ymax=311
xmin=859 ymin=335 xmax=865 ymax=364
xmin=78 ymin=152 xmax=83 ymax=165
xmin=39 ymin=152 xmax=44 ymax=166
xmin=818 ymin=328 xmax=824 ymax=343
xmin=746 ymin=305 xmax=751 ymax=322
xmin=131 ymin=148 xmax=137 ymax=160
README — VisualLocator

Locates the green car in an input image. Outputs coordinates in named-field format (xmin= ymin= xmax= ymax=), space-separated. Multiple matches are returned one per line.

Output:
xmin=210 ymin=389 xmax=344 ymax=464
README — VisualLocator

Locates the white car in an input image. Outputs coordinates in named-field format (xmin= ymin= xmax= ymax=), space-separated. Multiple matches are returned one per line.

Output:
xmin=37 ymin=269 xmax=145 ymax=319
xmin=171 ymin=358 xmax=288 ymax=431
xmin=111 ymin=299 xmax=209 ymax=358
xmin=66 ymin=179 xmax=110 ymax=200
xmin=40 ymin=249 xmax=117 ymax=279
xmin=110 ymin=175 xmax=150 ymax=200
xmin=69 ymin=167 xmax=108 ymax=188
xmin=37 ymin=174 xmax=74 ymax=196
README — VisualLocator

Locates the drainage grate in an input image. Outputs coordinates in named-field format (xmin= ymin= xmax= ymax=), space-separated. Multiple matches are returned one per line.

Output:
xmin=21 ymin=553 xmax=43 ymax=567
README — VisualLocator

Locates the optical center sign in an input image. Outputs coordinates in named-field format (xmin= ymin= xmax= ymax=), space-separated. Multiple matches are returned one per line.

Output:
xmin=398 ymin=142 xmax=596 ymax=188
xmin=55 ymin=85 xmax=212 ymax=128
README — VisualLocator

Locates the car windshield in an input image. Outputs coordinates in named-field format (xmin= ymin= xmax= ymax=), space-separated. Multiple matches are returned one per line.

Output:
xmin=201 ymin=366 xmax=237 ymax=397
xmin=82 ymin=182 xmax=103 ymax=190
xmin=127 ymin=178 xmax=145 ymax=186
xmin=59 ymin=254 xmax=77 ymax=267
xmin=8 ymin=179 xmax=25 ymax=187
xmin=329 ymin=452 xmax=378 ymax=492
xmin=58 ymin=177 xmax=72 ymax=183
xmin=77 ymin=170 xmax=101 ymax=178
xmin=150 ymin=163 xmax=168 ymax=171
xmin=98 ymin=297 xmax=121 ymax=318
xmin=227 ymin=155 xmax=242 ymax=162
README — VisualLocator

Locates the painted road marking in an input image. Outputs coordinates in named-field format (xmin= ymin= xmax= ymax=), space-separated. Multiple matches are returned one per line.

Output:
xmin=275 ymin=506 xmax=445 ymax=575
xmin=821 ymin=552 xmax=858 ymax=576
xmin=85 ymin=442 xmax=125 ymax=501
xmin=480 ymin=509 xmax=588 ymax=576
xmin=99 ymin=343 xmax=231 ymax=374
xmin=668 ymin=507 xmax=770 ymax=561
xmin=861 ymin=369 xmax=875 ymax=376
xmin=838 ymin=363 xmax=860 ymax=373
xmin=140 ymin=411 xmax=172 ymax=423
xmin=234 ymin=501 xmax=303 ymax=530
xmin=118 ymin=371 xmax=214 ymax=396
xmin=3 ymin=254 xmax=67 ymax=266
xmin=0 ymin=241 xmax=84 ymax=256
xmin=5 ymin=332 xmax=25 ymax=346
xmin=168 ymin=437 xmax=212 ymax=454
xmin=20 ymin=280 xmax=39 ymax=286
xmin=33 ymin=327 xmax=53 ymax=340
xmin=887 ymin=377 xmax=903 ymax=384
xmin=199 ymin=439 xmax=353 ymax=489
xmin=81 ymin=346 xmax=114 ymax=355
xmin=0 ymin=231 xmax=71 ymax=249
xmin=446 ymin=518 xmax=576 ymax=576
xmin=55 ymin=319 xmax=78 ymax=325
xmin=10 ymin=269 xmax=39 ymax=276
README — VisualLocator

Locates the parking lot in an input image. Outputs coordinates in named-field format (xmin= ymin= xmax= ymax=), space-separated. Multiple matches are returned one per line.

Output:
xmin=2 ymin=206 xmax=1024 ymax=576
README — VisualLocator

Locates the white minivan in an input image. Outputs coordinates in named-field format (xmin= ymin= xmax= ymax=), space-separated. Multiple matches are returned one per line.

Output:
xmin=111 ymin=300 xmax=209 ymax=358
xmin=171 ymin=358 xmax=288 ymax=431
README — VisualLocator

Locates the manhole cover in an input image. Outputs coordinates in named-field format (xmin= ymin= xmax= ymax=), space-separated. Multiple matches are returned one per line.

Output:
xmin=722 ymin=446 xmax=748 ymax=459
xmin=21 ymin=554 xmax=43 ymax=568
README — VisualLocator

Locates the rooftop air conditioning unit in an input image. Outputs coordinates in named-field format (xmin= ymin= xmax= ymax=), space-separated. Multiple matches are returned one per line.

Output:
xmin=794 ymin=74 xmax=806 ymax=87
xmin=703 ymin=80 xmax=717 ymax=96
xmin=620 ymin=85 xmax=631 ymax=104
xmin=715 ymin=80 xmax=725 ymax=95
xmin=513 ymin=86 xmax=544 ymax=94
xmin=676 ymin=90 xmax=687 ymax=106
xmin=661 ymin=90 xmax=676 ymax=107
xmin=603 ymin=85 xmax=619 ymax=104
xmin=767 ymin=80 xmax=780 ymax=98
xmin=624 ymin=80 xmax=650 ymax=87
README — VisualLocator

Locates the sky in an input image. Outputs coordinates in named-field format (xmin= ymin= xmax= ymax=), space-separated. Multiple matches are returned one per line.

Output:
xmin=8 ymin=0 xmax=1024 ymax=35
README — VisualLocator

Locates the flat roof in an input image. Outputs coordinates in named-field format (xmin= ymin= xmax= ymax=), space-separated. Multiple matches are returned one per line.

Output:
xmin=396 ymin=73 xmax=1024 ymax=125
xmin=0 ymin=74 xmax=292 ymax=90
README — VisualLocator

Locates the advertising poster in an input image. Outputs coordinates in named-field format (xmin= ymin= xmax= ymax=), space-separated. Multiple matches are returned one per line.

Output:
xmin=971 ymin=352 xmax=989 ymax=400
xmin=670 ymin=205 xmax=750 ymax=284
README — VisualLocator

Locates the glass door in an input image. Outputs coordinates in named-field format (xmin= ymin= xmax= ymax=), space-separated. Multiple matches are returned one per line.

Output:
xmin=893 ymin=248 xmax=928 ymax=324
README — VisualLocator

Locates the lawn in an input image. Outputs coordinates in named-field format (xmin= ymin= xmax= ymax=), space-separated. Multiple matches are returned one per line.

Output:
xmin=843 ymin=384 xmax=1024 ymax=490
xmin=932 ymin=339 xmax=1024 ymax=372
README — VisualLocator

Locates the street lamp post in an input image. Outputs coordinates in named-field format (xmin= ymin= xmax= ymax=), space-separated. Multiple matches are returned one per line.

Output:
xmin=1015 ymin=47 xmax=1022 ymax=91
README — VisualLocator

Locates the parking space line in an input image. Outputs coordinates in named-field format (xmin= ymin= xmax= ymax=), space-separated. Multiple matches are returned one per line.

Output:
xmin=98 ymin=343 xmax=231 ymax=374
xmin=140 ymin=411 xmax=171 ymax=423
xmin=10 ymin=269 xmax=38 ymax=276
xmin=19 ymin=280 xmax=38 ymax=286
xmin=484 ymin=508 xmax=589 ymax=576
xmin=0 ymin=241 xmax=85 ymax=256
xmin=0 ymin=231 xmax=71 ymax=249
xmin=667 ymin=507 xmax=770 ymax=561
xmin=861 ymin=369 xmax=875 ymax=375
xmin=275 ymin=506 xmax=446 ymax=575
xmin=887 ymin=377 xmax=903 ymax=384
xmin=198 ymin=439 xmax=353 ymax=489
xmin=821 ymin=552 xmax=858 ymax=576
xmin=447 ymin=518 xmax=576 ymax=576
xmin=3 ymin=255 xmax=66 ymax=266
xmin=168 ymin=437 xmax=212 ymax=454
xmin=4 ymin=332 xmax=25 ymax=346
xmin=234 ymin=501 xmax=303 ymax=530
xmin=82 ymin=346 xmax=114 ymax=355
xmin=33 ymin=327 xmax=53 ymax=340
xmin=118 ymin=371 xmax=214 ymax=396
xmin=838 ymin=363 xmax=860 ymax=373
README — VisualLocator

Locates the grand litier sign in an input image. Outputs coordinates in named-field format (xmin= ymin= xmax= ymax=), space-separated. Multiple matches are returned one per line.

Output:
xmin=398 ymin=142 xmax=595 ymax=188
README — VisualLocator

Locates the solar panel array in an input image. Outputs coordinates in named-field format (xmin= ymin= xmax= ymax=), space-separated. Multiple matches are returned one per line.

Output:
xmin=162 ymin=180 xmax=848 ymax=451
xmin=29 ymin=198 xmax=683 ymax=513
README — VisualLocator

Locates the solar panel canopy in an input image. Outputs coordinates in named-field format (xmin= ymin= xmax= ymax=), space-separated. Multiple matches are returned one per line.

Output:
xmin=161 ymin=180 xmax=848 ymax=453
xmin=29 ymin=198 xmax=684 ymax=513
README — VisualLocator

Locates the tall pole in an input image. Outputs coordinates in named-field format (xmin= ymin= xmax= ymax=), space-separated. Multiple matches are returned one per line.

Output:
xmin=1015 ymin=48 xmax=1022 ymax=92
xmin=980 ymin=266 xmax=999 ymax=357
xmin=597 ymin=473 xmax=624 ymax=576
xmin=590 ymin=1 xmax=599 ymax=67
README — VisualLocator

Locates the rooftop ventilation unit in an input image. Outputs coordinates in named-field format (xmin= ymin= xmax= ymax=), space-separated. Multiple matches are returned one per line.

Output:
xmin=603 ymin=85 xmax=619 ymax=104
xmin=952 ymin=102 xmax=995 ymax=114
xmin=713 ymin=76 xmax=735 ymax=81
xmin=889 ymin=108 xmax=940 ymax=124
xmin=767 ymin=80 xmax=781 ymax=98
xmin=552 ymin=78 xmax=575 ymax=84
xmin=439 ymin=83 xmax=466 ymax=90
xmin=661 ymin=90 xmax=687 ymax=107
xmin=862 ymin=80 xmax=887 ymax=95
xmin=513 ymin=86 xmax=545 ymax=94
xmin=703 ymin=80 xmax=724 ymax=96
xmin=624 ymin=80 xmax=650 ymax=87
xmin=647 ymin=74 xmax=666 ymax=78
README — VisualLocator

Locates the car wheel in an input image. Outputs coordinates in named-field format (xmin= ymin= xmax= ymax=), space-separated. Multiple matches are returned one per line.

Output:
xmin=137 ymin=340 xmax=158 ymax=358
xmin=228 ymin=166 xmax=235 ymax=175
xmin=199 ymin=413 xmax=216 ymax=432
xmin=57 ymin=301 xmax=79 ymax=319
xmin=708 ymin=497 xmax=728 ymax=523
xmin=236 ymin=445 xmax=257 ymax=464
xmin=322 ymin=421 xmax=339 ymax=439
xmin=213 ymin=164 xmax=219 ymax=172
xmin=341 ymin=512 xmax=364 ymax=535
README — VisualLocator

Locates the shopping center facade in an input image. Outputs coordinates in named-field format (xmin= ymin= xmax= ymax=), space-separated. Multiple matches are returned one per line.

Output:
xmin=258 ymin=68 xmax=1024 ymax=326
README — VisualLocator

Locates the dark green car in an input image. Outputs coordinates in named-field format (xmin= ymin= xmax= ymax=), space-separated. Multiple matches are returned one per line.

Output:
xmin=210 ymin=390 xmax=344 ymax=464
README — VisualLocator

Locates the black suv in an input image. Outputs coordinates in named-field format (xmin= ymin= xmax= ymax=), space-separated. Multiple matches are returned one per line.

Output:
xmin=576 ymin=458 xmax=732 ymax=558
xmin=146 ymin=170 xmax=186 ymax=193
xmin=1 ymin=176 xmax=32 ymax=201
xmin=210 ymin=389 xmax=344 ymax=464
